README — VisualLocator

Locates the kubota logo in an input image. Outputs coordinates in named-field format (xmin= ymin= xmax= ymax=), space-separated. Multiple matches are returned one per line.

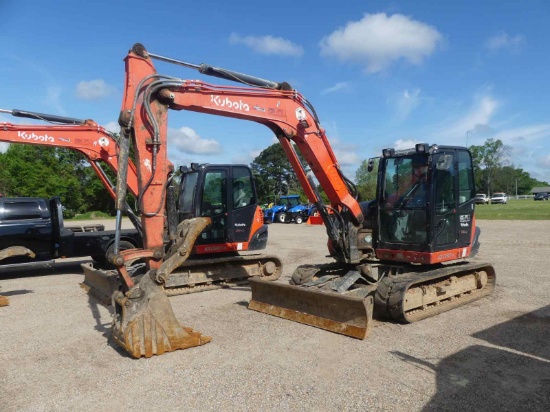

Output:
xmin=210 ymin=95 xmax=250 ymax=112
xmin=18 ymin=131 xmax=54 ymax=143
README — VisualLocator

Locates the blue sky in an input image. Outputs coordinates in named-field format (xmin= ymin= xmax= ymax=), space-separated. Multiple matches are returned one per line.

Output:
xmin=1 ymin=0 xmax=549 ymax=182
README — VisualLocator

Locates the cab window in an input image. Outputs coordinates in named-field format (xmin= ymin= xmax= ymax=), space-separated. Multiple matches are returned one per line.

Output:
xmin=232 ymin=167 xmax=255 ymax=209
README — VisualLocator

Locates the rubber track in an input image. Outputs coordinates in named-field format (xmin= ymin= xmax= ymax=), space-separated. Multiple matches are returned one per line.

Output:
xmin=379 ymin=261 xmax=496 ymax=323
xmin=163 ymin=253 xmax=282 ymax=296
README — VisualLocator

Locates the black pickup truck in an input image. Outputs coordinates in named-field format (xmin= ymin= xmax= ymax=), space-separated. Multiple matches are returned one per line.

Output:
xmin=0 ymin=197 xmax=141 ymax=269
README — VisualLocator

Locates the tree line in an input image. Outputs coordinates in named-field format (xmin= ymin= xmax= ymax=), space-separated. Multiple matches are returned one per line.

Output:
xmin=0 ymin=138 xmax=547 ymax=215
xmin=0 ymin=145 xmax=114 ymax=216
xmin=250 ymin=139 xmax=549 ymax=203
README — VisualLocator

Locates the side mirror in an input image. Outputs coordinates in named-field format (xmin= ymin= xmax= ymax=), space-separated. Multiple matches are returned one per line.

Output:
xmin=367 ymin=158 xmax=375 ymax=172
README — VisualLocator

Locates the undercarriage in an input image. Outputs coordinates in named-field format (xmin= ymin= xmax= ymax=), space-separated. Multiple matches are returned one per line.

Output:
xmin=249 ymin=260 xmax=495 ymax=338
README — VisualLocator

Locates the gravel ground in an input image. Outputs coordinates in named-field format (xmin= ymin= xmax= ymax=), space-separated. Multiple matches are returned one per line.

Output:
xmin=0 ymin=220 xmax=549 ymax=411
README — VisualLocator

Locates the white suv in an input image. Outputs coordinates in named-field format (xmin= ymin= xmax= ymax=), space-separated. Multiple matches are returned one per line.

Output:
xmin=475 ymin=194 xmax=489 ymax=204
xmin=490 ymin=192 xmax=508 ymax=204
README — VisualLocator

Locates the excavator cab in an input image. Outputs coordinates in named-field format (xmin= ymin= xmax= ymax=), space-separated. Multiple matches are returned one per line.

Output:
xmin=176 ymin=164 xmax=268 ymax=253
xmin=376 ymin=145 xmax=479 ymax=262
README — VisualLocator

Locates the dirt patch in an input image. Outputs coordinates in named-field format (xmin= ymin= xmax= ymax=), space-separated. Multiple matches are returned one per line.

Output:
xmin=0 ymin=220 xmax=549 ymax=411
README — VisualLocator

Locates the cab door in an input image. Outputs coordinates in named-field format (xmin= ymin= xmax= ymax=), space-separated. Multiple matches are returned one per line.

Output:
xmin=228 ymin=166 xmax=257 ymax=243
xmin=431 ymin=151 xmax=458 ymax=251
xmin=198 ymin=168 xmax=228 ymax=242
xmin=455 ymin=149 xmax=476 ymax=249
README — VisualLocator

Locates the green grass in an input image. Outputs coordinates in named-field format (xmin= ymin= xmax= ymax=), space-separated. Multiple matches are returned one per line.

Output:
xmin=475 ymin=198 xmax=550 ymax=220
xmin=69 ymin=211 xmax=112 ymax=220
xmin=64 ymin=200 xmax=550 ymax=221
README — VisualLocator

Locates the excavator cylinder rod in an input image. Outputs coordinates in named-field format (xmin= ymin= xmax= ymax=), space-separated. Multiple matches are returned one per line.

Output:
xmin=144 ymin=49 xmax=282 ymax=90
xmin=248 ymin=278 xmax=375 ymax=339
xmin=1 ymin=108 xmax=87 ymax=125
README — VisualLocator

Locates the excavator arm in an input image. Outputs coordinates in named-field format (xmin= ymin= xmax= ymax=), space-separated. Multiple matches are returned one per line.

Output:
xmin=121 ymin=44 xmax=365 ymax=266
xmin=0 ymin=112 xmax=140 ymax=199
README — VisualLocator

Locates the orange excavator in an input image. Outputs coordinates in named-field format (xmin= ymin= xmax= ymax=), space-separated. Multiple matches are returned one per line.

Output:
xmin=1 ymin=43 xmax=496 ymax=358
xmin=102 ymin=43 xmax=495 ymax=357
xmin=0 ymin=111 xmax=281 ymax=302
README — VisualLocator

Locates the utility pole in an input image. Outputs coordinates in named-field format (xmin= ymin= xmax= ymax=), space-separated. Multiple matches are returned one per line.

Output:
xmin=466 ymin=130 xmax=473 ymax=147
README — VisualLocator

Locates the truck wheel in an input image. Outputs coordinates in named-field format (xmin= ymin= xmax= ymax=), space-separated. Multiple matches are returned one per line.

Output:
xmin=295 ymin=216 xmax=303 ymax=224
xmin=277 ymin=213 xmax=287 ymax=223
xmin=92 ymin=240 xmax=135 ymax=267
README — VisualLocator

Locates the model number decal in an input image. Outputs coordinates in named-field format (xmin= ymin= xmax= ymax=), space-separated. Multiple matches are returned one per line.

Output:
xmin=18 ymin=131 xmax=54 ymax=142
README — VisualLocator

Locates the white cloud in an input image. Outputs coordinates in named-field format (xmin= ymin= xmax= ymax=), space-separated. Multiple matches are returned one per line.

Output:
xmin=395 ymin=88 xmax=421 ymax=121
xmin=103 ymin=121 xmax=120 ymax=134
xmin=168 ymin=126 xmax=222 ymax=155
xmin=485 ymin=32 xmax=525 ymax=53
xmin=327 ymin=136 xmax=361 ymax=166
xmin=249 ymin=149 xmax=263 ymax=160
xmin=229 ymin=33 xmax=304 ymax=57
xmin=443 ymin=93 xmax=500 ymax=140
xmin=492 ymin=124 xmax=550 ymax=145
xmin=320 ymin=82 xmax=350 ymax=95
xmin=76 ymin=79 xmax=116 ymax=100
xmin=231 ymin=150 xmax=260 ymax=165
xmin=537 ymin=154 xmax=550 ymax=169
xmin=320 ymin=13 xmax=443 ymax=73
xmin=334 ymin=149 xmax=361 ymax=166
xmin=394 ymin=139 xmax=417 ymax=150
xmin=45 ymin=86 xmax=67 ymax=115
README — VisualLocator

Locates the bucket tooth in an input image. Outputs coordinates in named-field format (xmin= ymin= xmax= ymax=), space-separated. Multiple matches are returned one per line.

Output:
xmin=112 ymin=269 xmax=211 ymax=358
xmin=248 ymin=278 xmax=374 ymax=339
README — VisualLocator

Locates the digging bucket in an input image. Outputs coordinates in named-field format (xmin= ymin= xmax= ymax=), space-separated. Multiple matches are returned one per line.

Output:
xmin=111 ymin=271 xmax=211 ymax=358
xmin=110 ymin=217 xmax=213 ymax=358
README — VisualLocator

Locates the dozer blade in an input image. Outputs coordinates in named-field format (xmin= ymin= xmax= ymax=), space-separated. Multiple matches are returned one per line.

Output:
xmin=111 ymin=269 xmax=212 ymax=358
xmin=80 ymin=263 xmax=120 ymax=305
xmin=0 ymin=296 xmax=9 ymax=307
xmin=248 ymin=278 xmax=374 ymax=339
